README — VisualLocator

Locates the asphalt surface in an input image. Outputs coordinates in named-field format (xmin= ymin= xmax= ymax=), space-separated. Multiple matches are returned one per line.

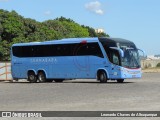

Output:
xmin=0 ymin=73 xmax=160 ymax=120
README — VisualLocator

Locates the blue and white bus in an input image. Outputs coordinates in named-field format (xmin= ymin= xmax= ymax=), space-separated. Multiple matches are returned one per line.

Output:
xmin=11 ymin=37 xmax=143 ymax=83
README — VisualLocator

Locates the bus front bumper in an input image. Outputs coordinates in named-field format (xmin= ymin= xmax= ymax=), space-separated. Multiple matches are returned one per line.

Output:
xmin=120 ymin=68 xmax=142 ymax=79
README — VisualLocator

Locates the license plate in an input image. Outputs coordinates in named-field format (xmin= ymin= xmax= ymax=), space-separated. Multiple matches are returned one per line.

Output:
xmin=132 ymin=75 xmax=137 ymax=78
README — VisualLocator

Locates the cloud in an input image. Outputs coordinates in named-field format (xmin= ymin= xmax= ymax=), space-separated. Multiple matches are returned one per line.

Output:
xmin=95 ymin=9 xmax=104 ymax=15
xmin=44 ymin=10 xmax=52 ymax=16
xmin=85 ymin=1 xmax=104 ymax=15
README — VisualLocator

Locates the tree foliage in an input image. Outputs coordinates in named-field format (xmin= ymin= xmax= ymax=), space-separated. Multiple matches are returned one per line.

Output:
xmin=0 ymin=10 xmax=109 ymax=61
xmin=156 ymin=63 xmax=160 ymax=67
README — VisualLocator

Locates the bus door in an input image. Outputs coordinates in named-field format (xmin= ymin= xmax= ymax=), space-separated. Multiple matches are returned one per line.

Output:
xmin=108 ymin=49 xmax=121 ymax=79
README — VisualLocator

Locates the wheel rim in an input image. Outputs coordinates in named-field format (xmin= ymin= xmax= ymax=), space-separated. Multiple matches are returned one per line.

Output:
xmin=29 ymin=75 xmax=35 ymax=81
xmin=99 ymin=72 xmax=107 ymax=83
xmin=28 ymin=72 xmax=37 ymax=83
xmin=39 ymin=74 xmax=44 ymax=81
xmin=100 ymin=73 xmax=104 ymax=81
xmin=38 ymin=72 xmax=46 ymax=82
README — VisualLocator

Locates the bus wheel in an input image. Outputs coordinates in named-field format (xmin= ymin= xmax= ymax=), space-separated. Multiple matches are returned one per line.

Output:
xmin=28 ymin=71 xmax=37 ymax=83
xmin=117 ymin=79 xmax=124 ymax=83
xmin=99 ymin=71 xmax=108 ymax=83
xmin=54 ymin=79 xmax=64 ymax=83
xmin=38 ymin=71 xmax=46 ymax=83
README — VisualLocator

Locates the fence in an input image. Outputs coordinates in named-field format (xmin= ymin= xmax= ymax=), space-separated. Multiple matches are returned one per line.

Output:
xmin=0 ymin=62 xmax=12 ymax=80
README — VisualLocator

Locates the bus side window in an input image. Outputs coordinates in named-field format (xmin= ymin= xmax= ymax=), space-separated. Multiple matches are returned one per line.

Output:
xmin=110 ymin=50 xmax=120 ymax=65
xmin=112 ymin=53 xmax=119 ymax=65
xmin=75 ymin=43 xmax=104 ymax=58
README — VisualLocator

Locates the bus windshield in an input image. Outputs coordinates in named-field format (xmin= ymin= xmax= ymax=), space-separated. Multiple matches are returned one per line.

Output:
xmin=100 ymin=38 xmax=141 ymax=69
xmin=120 ymin=47 xmax=140 ymax=68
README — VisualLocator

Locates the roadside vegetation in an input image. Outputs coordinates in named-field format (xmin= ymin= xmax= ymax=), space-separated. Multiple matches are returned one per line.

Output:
xmin=0 ymin=9 xmax=109 ymax=61
xmin=156 ymin=63 xmax=160 ymax=67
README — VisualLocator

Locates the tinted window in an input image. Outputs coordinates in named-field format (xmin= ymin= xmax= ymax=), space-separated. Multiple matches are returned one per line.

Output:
xmin=12 ymin=43 xmax=103 ymax=58
xmin=12 ymin=44 xmax=72 ymax=57
xmin=110 ymin=50 xmax=120 ymax=65
xmin=74 ymin=43 xmax=103 ymax=57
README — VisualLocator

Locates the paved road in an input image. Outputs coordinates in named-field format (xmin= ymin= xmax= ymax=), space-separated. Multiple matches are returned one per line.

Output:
xmin=0 ymin=73 xmax=160 ymax=111
xmin=0 ymin=73 xmax=160 ymax=120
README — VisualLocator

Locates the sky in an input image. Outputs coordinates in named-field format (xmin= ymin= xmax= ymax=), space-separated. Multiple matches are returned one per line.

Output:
xmin=0 ymin=0 xmax=160 ymax=55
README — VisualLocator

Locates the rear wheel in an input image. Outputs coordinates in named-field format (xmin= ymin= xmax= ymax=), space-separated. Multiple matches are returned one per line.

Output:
xmin=28 ymin=71 xmax=37 ymax=83
xmin=38 ymin=71 xmax=46 ymax=83
xmin=54 ymin=79 xmax=64 ymax=83
xmin=117 ymin=79 xmax=124 ymax=83
xmin=98 ymin=71 xmax=108 ymax=83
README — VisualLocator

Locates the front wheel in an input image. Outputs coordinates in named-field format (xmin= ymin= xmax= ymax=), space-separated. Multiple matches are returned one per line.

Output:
xmin=38 ymin=71 xmax=46 ymax=83
xmin=117 ymin=79 xmax=124 ymax=83
xmin=98 ymin=71 xmax=108 ymax=83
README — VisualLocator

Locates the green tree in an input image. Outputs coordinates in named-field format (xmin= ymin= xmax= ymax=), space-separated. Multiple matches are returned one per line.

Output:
xmin=55 ymin=16 xmax=75 ymax=23
xmin=0 ymin=22 xmax=3 ymax=41
xmin=44 ymin=18 xmax=89 ymax=38
xmin=0 ymin=9 xmax=110 ymax=61
xmin=1 ymin=10 xmax=25 ymax=43
xmin=81 ymin=25 xmax=97 ymax=37
xmin=0 ymin=10 xmax=24 ymax=60
xmin=157 ymin=63 xmax=160 ymax=67
xmin=97 ymin=32 xmax=110 ymax=37
xmin=61 ymin=21 xmax=89 ymax=38
xmin=43 ymin=20 xmax=67 ymax=39
xmin=0 ymin=40 xmax=10 ymax=61
xmin=23 ymin=18 xmax=39 ymax=40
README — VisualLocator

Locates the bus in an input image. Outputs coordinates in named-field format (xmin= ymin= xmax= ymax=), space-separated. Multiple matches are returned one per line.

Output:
xmin=11 ymin=37 xmax=143 ymax=83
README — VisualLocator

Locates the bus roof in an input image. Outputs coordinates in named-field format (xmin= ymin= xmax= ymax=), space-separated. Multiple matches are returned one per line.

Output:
xmin=99 ymin=37 xmax=134 ymax=44
xmin=12 ymin=37 xmax=134 ymax=47
xmin=12 ymin=37 xmax=99 ymax=46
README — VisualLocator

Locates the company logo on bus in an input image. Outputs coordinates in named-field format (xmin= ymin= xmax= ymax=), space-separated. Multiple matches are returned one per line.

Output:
xmin=31 ymin=58 xmax=57 ymax=63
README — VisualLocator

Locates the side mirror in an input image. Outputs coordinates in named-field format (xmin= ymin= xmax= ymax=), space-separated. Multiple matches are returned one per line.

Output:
xmin=138 ymin=48 xmax=146 ymax=57
xmin=110 ymin=47 xmax=124 ymax=57
xmin=138 ymin=48 xmax=147 ymax=60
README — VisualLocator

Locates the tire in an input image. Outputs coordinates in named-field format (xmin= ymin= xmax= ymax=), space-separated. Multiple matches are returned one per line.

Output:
xmin=99 ymin=71 xmax=108 ymax=83
xmin=117 ymin=79 xmax=124 ymax=83
xmin=54 ymin=79 xmax=64 ymax=83
xmin=28 ymin=71 xmax=37 ymax=83
xmin=38 ymin=71 xmax=46 ymax=83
